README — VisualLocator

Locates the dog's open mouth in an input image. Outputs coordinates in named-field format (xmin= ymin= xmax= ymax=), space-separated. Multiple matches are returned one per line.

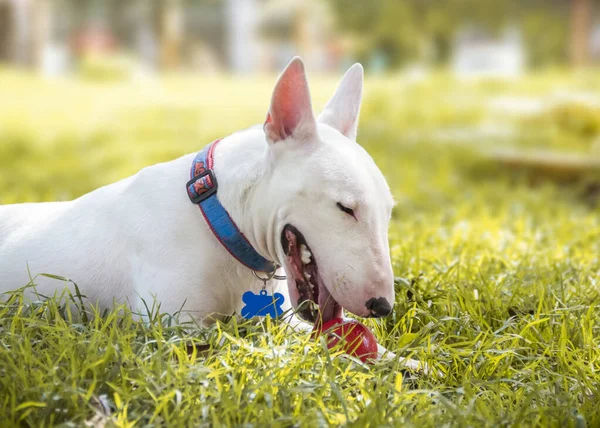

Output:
xmin=281 ymin=224 xmax=343 ymax=327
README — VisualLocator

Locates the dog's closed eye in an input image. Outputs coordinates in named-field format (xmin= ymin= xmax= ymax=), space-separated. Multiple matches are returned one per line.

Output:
xmin=337 ymin=202 xmax=356 ymax=219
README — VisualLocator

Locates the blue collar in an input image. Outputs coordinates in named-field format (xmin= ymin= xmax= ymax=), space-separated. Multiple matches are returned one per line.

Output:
xmin=186 ymin=139 xmax=277 ymax=274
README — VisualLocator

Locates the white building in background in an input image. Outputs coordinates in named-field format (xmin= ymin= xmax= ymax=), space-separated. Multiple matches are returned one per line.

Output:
xmin=226 ymin=0 xmax=259 ymax=73
xmin=452 ymin=27 xmax=525 ymax=79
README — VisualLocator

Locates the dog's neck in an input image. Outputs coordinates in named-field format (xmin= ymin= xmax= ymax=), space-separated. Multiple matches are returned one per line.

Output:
xmin=209 ymin=126 xmax=283 ymax=267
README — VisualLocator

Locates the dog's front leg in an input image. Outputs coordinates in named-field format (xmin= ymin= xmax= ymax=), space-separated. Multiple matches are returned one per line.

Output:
xmin=274 ymin=280 xmax=433 ymax=374
xmin=282 ymin=312 xmax=313 ymax=332
xmin=376 ymin=343 xmax=429 ymax=372
xmin=281 ymin=313 xmax=433 ymax=374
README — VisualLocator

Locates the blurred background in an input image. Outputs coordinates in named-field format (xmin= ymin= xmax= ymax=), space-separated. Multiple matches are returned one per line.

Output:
xmin=1 ymin=0 xmax=600 ymax=210
xmin=0 ymin=0 xmax=595 ymax=75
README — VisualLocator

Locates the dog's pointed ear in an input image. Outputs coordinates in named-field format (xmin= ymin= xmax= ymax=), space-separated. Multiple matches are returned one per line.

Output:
xmin=264 ymin=57 xmax=316 ymax=144
xmin=317 ymin=63 xmax=363 ymax=141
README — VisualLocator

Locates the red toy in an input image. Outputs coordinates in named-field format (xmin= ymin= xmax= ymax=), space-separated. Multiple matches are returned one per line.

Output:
xmin=313 ymin=318 xmax=379 ymax=363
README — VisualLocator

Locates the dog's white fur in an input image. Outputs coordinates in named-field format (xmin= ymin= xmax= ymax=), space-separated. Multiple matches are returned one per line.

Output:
xmin=0 ymin=58 xmax=425 ymax=370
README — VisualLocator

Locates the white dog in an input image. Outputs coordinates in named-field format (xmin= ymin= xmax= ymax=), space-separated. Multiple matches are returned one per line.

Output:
xmin=0 ymin=58 xmax=422 ymax=369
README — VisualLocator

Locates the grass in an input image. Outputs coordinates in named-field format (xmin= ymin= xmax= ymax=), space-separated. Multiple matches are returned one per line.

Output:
xmin=1 ymin=69 xmax=600 ymax=426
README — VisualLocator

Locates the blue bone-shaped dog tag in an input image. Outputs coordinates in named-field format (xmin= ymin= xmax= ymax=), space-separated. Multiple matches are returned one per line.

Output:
xmin=241 ymin=289 xmax=285 ymax=319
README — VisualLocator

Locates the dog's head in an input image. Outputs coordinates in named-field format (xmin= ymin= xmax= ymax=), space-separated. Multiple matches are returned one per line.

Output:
xmin=264 ymin=57 xmax=395 ymax=326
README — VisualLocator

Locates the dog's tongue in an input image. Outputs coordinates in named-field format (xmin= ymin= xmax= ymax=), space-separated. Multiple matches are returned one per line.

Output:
xmin=317 ymin=280 xmax=335 ymax=325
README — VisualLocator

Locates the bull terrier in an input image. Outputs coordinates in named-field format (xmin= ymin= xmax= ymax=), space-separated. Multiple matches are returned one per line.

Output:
xmin=0 ymin=58 xmax=422 ymax=370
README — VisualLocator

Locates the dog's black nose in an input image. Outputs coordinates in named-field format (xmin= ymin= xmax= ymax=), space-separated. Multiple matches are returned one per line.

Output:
xmin=365 ymin=297 xmax=392 ymax=318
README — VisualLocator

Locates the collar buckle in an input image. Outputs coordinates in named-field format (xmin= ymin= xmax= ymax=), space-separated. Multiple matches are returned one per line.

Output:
xmin=187 ymin=169 xmax=218 ymax=204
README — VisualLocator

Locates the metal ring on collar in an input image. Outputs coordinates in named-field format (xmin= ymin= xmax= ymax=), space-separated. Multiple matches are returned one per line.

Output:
xmin=252 ymin=267 xmax=286 ymax=282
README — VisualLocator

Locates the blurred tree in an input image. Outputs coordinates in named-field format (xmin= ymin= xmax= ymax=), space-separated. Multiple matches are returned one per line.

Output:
xmin=158 ymin=0 xmax=183 ymax=69
xmin=327 ymin=0 xmax=584 ymax=69
xmin=0 ymin=2 xmax=13 ymax=62
xmin=570 ymin=0 xmax=591 ymax=66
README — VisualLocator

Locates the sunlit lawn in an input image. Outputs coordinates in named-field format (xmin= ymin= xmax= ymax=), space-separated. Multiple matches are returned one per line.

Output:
xmin=1 ymin=68 xmax=600 ymax=426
